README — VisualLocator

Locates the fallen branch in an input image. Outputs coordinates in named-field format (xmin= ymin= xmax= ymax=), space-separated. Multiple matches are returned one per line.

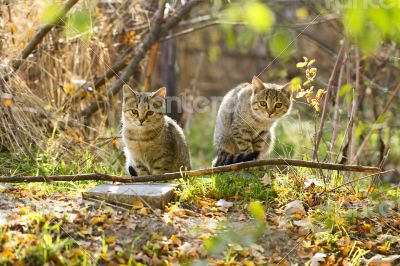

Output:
xmin=0 ymin=159 xmax=381 ymax=183
xmin=11 ymin=0 xmax=80 ymax=72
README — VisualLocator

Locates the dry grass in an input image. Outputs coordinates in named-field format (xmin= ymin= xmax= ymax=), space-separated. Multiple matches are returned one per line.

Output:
xmin=0 ymin=0 xmax=150 ymax=159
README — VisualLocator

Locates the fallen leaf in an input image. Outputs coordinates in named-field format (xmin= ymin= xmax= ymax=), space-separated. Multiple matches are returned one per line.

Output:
xmin=91 ymin=214 xmax=107 ymax=225
xmin=284 ymin=200 xmax=306 ymax=217
xmin=309 ymin=252 xmax=327 ymax=266
xmin=261 ymin=173 xmax=272 ymax=186
xmin=216 ymin=199 xmax=233 ymax=209
xmin=106 ymin=236 xmax=116 ymax=244
xmin=131 ymin=200 xmax=144 ymax=209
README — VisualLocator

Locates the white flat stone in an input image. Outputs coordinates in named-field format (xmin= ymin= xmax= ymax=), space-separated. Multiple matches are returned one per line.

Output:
xmin=82 ymin=183 xmax=177 ymax=209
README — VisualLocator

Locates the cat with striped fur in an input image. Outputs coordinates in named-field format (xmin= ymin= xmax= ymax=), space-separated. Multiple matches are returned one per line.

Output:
xmin=213 ymin=76 xmax=292 ymax=166
xmin=122 ymin=85 xmax=191 ymax=176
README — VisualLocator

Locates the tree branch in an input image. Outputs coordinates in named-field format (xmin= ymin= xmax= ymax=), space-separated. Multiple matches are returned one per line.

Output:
xmin=0 ymin=159 xmax=381 ymax=184
xmin=78 ymin=0 xmax=202 ymax=119
xmin=11 ymin=0 xmax=80 ymax=72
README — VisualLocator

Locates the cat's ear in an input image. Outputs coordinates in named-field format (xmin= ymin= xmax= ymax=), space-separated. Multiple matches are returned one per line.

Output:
xmin=281 ymin=82 xmax=292 ymax=98
xmin=123 ymin=84 xmax=138 ymax=101
xmin=152 ymin=87 xmax=167 ymax=98
xmin=252 ymin=76 xmax=264 ymax=93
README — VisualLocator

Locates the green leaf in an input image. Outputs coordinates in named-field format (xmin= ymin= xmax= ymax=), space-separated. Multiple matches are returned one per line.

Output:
xmin=249 ymin=201 xmax=265 ymax=222
xmin=222 ymin=4 xmax=242 ymax=22
xmin=243 ymin=2 xmax=275 ymax=33
xmin=343 ymin=3 xmax=365 ymax=37
xmin=268 ymin=29 xmax=294 ymax=60
xmin=40 ymin=1 xmax=63 ymax=25
xmin=369 ymin=8 xmax=391 ymax=36
xmin=66 ymin=9 xmax=92 ymax=39
xmin=204 ymin=236 xmax=225 ymax=254
xmin=291 ymin=77 xmax=302 ymax=90
xmin=43 ymin=234 xmax=52 ymax=246
xmin=237 ymin=29 xmax=256 ymax=50
xmin=339 ymin=84 xmax=353 ymax=97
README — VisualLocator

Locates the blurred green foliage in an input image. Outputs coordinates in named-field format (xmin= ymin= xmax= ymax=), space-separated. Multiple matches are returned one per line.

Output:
xmin=268 ymin=28 xmax=295 ymax=60
xmin=66 ymin=9 xmax=92 ymax=39
xmin=40 ymin=0 xmax=92 ymax=39
xmin=342 ymin=0 xmax=400 ymax=51
xmin=222 ymin=1 xmax=275 ymax=33
xmin=40 ymin=1 xmax=63 ymax=25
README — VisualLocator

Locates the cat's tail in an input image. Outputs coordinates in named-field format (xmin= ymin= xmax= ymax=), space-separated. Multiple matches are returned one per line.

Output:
xmin=212 ymin=150 xmax=260 ymax=167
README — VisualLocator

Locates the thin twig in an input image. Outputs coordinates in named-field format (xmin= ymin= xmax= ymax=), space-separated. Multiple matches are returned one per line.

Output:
xmin=0 ymin=159 xmax=381 ymax=183
xmin=352 ymin=83 xmax=400 ymax=163
xmin=322 ymin=170 xmax=393 ymax=195
xmin=312 ymin=40 xmax=346 ymax=160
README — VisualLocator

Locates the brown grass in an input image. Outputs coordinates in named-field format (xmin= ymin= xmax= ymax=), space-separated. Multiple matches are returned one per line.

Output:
xmin=0 ymin=0 xmax=149 ymax=158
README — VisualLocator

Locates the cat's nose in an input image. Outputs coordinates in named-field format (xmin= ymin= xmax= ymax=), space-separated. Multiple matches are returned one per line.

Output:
xmin=267 ymin=110 xmax=274 ymax=117
xmin=139 ymin=118 xmax=145 ymax=125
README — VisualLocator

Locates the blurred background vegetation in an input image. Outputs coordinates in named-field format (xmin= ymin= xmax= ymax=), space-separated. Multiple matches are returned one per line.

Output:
xmin=0 ymin=0 xmax=399 ymax=181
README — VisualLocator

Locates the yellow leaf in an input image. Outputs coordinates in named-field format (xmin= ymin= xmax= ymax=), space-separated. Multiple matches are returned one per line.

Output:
xmin=296 ymin=7 xmax=309 ymax=20
xmin=106 ymin=236 xmax=116 ymax=244
xmin=64 ymin=84 xmax=76 ymax=95
xmin=132 ymin=200 xmax=144 ymax=209
xmin=163 ymin=260 xmax=173 ymax=266
xmin=170 ymin=235 xmax=182 ymax=246
xmin=316 ymin=89 xmax=326 ymax=101
xmin=243 ymin=259 xmax=256 ymax=266
xmin=138 ymin=208 xmax=149 ymax=216
xmin=69 ymin=248 xmax=83 ymax=258
xmin=307 ymin=59 xmax=316 ymax=66
xmin=99 ymin=252 xmax=109 ymax=261
xmin=198 ymin=234 xmax=209 ymax=241
xmin=377 ymin=245 xmax=390 ymax=254
xmin=3 ymin=98 xmax=12 ymax=107
xmin=360 ymin=223 xmax=371 ymax=233
xmin=340 ymin=246 xmax=351 ymax=255
xmin=91 ymin=214 xmax=107 ymax=225
xmin=296 ymin=62 xmax=307 ymax=68
xmin=0 ymin=250 xmax=15 ymax=259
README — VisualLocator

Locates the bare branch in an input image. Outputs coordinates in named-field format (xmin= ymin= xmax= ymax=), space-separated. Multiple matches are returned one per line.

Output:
xmin=312 ymin=40 xmax=346 ymax=160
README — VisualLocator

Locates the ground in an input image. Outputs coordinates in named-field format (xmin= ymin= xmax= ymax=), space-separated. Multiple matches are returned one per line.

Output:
xmin=1 ymin=170 xmax=400 ymax=266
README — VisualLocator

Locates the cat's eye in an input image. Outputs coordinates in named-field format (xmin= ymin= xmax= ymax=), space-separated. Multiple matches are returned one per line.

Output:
xmin=147 ymin=111 xmax=154 ymax=116
xmin=259 ymin=101 xmax=267 ymax=106
xmin=131 ymin=110 xmax=138 ymax=116
xmin=275 ymin=103 xmax=283 ymax=108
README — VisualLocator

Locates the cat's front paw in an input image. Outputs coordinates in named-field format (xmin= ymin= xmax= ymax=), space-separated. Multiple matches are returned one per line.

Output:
xmin=128 ymin=166 xmax=138 ymax=176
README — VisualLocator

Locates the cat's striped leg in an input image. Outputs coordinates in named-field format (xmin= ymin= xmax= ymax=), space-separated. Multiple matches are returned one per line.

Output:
xmin=252 ymin=130 xmax=273 ymax=155
xmin=232 ymin=127 xmax=254 ymax=154
xmin=134 ymin=162 xmax=151 ymax=176
xmin=150 ymin=155 xmax=174 ymax=174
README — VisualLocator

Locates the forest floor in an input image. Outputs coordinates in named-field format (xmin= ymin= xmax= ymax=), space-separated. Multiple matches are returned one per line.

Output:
xmin=1 ymin=170 xmax=400 ymax=266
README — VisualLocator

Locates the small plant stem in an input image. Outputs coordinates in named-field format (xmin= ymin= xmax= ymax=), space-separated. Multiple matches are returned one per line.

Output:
xmin=312 ymin=40 xmax=346 ymax=160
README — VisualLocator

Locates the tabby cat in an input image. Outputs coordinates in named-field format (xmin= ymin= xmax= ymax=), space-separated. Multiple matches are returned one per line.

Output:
xmin=122 ymin=85 xmax=191 ymax=176
xmin=213 ymin=76 xmax=292 ymax=166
